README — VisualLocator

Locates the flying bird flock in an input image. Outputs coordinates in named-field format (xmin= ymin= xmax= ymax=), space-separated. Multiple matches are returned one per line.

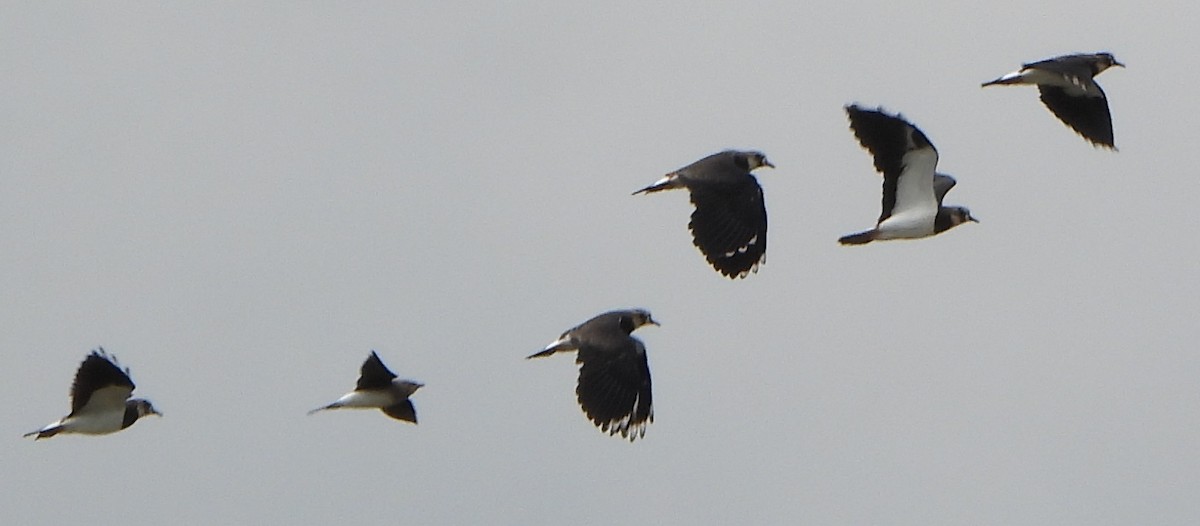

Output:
xmin=24 ymin=52 xmax=1121 ymax=442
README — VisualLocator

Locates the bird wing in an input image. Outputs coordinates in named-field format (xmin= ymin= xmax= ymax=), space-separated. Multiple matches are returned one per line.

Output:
xmin=574 ymin=332 xmax=653 ymax=440
xmin=1037 ymin=84 xmax=1115 ymax=148
xmin=357 ymin=351 xmax=398 ymax=391
xmin=889 ymin=145 xmax=939 ymax=222
xmin=73 ymin=385 xmax=136 ymax=417
xmin=381 ymin=400 xmax=418 ymax=424
xmin=933 ymin=173 xmax=958 ymax=206
xmin=1021 ymin=55 xmax=1105 ymax=96
xmin=686 ymin=180 xmax=767 ymax=278
xmin=1022 ymin=55 xmax=1090 ymax=73
xmin=846 ymin=106 xmax=939 ymax=222
xmin=69 ymin=350 xmax=135 ymax=415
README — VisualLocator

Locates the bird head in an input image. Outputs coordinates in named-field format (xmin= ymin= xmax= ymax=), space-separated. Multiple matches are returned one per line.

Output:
xmin=1095 ymin=52 xmax=1124 ymax=72
xmin=950 ymin=207 xmax=979 ymax=225
xmin=135 ymin=399 xmax=162 ymax=418
xmin=745 ymin=151 xmax=774 ymax=170
xmin=396 ymin=380 xmax=424 ymax=396
xmin=628 ymin=309 xmax=659 ymax=329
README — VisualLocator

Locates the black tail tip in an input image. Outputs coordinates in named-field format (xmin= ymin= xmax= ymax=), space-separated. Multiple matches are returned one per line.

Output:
xmin=838 ymin=231 xmax=876 ymax=245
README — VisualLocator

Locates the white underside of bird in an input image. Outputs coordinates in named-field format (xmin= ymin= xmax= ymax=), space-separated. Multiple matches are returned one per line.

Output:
xmin=33 ymin=411 xmax=125 ymax=436
xmin=309 ymin=390 xmax=395 ymax=413
xmin=874 ymin=209 xmax=937 ymax=239
xmin=26 ymin=384 xmax=134 ymax=436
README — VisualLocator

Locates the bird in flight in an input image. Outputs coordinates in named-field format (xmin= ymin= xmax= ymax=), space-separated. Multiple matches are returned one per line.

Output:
xmin=634 ymin=150 xmax=773 ymax=278
xmin=25 ymin=348 xmax=161 ymax=440
xmin=528 ymin=309 xmax=658 ymax=441
xmin=839 ymin=105 xmax=976 ymax=245
xmin=982 ymin=52 xmax=1124 ymax=149
xmin=309 ymin=351 xmax=423 ymax=424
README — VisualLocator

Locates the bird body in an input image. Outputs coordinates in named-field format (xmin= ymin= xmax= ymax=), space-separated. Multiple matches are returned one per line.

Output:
xmin=35 ymin=402 xmax=140 ymax=437
xmin=321 ymin=388 xmax=413 ymax=410
xmin=982 ymin=52 xmax=1123 ymax=149
xmin=309 ymin=351 xmax=422 ymax=424
xmin=634 ymin=150 xmax=772 ymax=279
xmin=529 ymin=309 xmax=657 ymax=441
xmin=25 ymin=349 xmax=160 ymax=440
xmin=839 ymin=105 xmax=976 ymax=245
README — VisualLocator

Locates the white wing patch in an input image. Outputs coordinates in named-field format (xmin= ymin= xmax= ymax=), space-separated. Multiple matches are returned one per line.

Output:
xmin=875 ymin=131 xmax=938 ymax=239
xmin=722 ymin=234 xmax=759 ymax=257
xmin=74 ymin=384 xmax=134 ymax=416
xmin=889 ymin=134 xmax=938 ymax=220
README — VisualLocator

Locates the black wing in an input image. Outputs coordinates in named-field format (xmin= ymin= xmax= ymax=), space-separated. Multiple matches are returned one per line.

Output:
xmin=1038 ymin=85 xmax=1115 ymax=149
xmin=845 ymin=105 xmax=936 ymax=221
xmin=70 ymin=349 xmax=135 ymax=414
xmin=357 ymin=351 xmax=398 ymax=391
xmin=574 ymin=334 xmax=653 ymax=441
xmin=381 ymin=401 xmax=418 ymax=424
xmin=686 ymin=180 xmax=767 ymax=278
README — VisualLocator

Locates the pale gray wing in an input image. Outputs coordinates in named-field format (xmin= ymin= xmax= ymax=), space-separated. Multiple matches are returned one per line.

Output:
xmin=933 ymin=173 xmax=957 ymax=206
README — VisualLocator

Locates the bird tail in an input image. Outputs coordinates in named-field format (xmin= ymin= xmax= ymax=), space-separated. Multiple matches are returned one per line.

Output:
xmin=23 ymin=425 xmax=61 ymax=440
xmin=527 ymin=336 xmax=574 ymax=359
xmin=838 ymin=230 xmax=877 ymax=245
xmin=307 ymin=404 xmax=337 ymax=415
xmin=981 ymin=73 xmax=1022 ymax=87
xmin=632 ymin=173 xmax=681 ymax=195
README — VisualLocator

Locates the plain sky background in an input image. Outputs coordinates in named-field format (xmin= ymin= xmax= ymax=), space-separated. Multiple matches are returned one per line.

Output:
xmin=3 ymin=2 xmax=1198 ymax=525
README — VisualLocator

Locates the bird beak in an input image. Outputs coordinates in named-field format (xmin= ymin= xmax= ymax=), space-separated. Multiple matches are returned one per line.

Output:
xmin=152 ymin=409 xmax=163 ymax=417
xmin=969 ymin=216 xmax=980 ymax=223
xmin=1114 ymin=60 xmax=1125 ymax=68
xmin=648 ymin=317 xmax=661 ymax=326
xmin=763 ymin=161 xmax=775 ymax=169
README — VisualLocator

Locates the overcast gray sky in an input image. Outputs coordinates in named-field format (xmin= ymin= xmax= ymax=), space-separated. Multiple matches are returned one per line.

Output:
xmin=4 ymin=2 xmax=1199 ymax=525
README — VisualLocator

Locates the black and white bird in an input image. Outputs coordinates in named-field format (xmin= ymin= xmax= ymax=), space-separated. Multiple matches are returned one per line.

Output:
xmin=634 ymin=150 xmax=773 ymax=279
xmin=982 ymin=52 xmax=1124 ymax=149
xmin=24 ymin=348 xmax=161 ymax=440
xmin=308 ymin=351 xmax=423 ymax=424
xmin=839 ymin=105 xmax=977 ymax=245
xmin=528 ymin=309 xmax=658 ymax=441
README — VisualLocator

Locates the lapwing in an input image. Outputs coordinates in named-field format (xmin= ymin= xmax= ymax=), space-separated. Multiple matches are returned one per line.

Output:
xmin=24 ymin=348 xmax=161 ymax=440
xmin=309 ymin=351 xmax=423 ymax=424
xmin=839 ymin=105 xmax=977 ymax=245
xmin=982 ymin=52 xmax=1124 ymax=149
xmin=528 ymin=309 xmax=657 ymax=441
xmin=634 ymin=150 xmax=773 ymax=279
